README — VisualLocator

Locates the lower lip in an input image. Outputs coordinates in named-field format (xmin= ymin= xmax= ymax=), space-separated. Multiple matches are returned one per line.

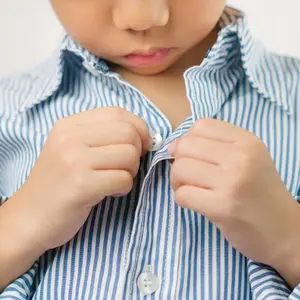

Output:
xmin=124 ymin=49 xmax=171 ymax=67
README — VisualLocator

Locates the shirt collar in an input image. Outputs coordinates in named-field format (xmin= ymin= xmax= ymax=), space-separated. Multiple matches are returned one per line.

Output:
xmin=219 ymin=7 xmax=293 ymax=114
xmin=20 ymin=6 xmax=294 ymax=114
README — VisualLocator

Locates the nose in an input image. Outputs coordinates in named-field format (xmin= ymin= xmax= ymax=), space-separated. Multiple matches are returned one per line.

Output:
xmin=113 ymin=0 xmax=170 ymax=31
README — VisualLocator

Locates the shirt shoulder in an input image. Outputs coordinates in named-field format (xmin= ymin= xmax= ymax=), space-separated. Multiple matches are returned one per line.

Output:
xmin=0 ymin=52 xmax=64 ymax=119
xmin=267 ymin=52 xmax=300 ymax=82
xmin=257 ymin=51 xmax=300 ymax=114
xmin=0 ymin=71 xmax=35 ymax=119
xmin=0 ymin=73 xmax=31 ymax=197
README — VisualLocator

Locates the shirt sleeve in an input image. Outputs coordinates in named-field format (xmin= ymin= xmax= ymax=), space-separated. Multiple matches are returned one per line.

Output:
xmin=248 ymin=260 xmax=300 ymax=299
xmin=0 ymin=262 xmax=38 ymax=300
xmin=290 ymin=286 xmax=300 ymax=299
xmin=0 ymin=194 xmax=38 ymax=299
xmin=248 ymin=185 xmax=300 ymax=300
xmin=0 ymin=179 xmax=38 ymax=299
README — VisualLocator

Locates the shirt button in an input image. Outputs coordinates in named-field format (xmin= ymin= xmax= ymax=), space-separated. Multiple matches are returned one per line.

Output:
xmin=82 ymin=61 xmax=100 ymax=77
xmin=137 ymin=266 xmax=160 ymax=295
xmin=150 ymin=133 xmax=163 ymax=152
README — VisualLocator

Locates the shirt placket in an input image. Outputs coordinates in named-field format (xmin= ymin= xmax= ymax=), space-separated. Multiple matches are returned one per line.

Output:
xmin=119 ymin=149 xmax=169 ymax=298
xmin=117 ymin=120 xmax=192 ymax=298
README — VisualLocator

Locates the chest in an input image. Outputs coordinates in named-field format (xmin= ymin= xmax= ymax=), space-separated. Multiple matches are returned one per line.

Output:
xmin=1 ymin=74 xmax=299 ymax=199
xmin=113 ymin=71 xmax=192 ymax=130
xmin=134 ymin=80 xmax=191 ymax=130
xmin=1 ymin=78 xmax=299 ymax=299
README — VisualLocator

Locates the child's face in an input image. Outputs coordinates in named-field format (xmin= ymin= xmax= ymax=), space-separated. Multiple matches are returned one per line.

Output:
xmin=51 ymin=0 xmax=225 ymax=75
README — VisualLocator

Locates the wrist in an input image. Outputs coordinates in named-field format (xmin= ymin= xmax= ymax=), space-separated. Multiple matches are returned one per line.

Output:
xmin=0 ymin=191 xmax=46 ymax=259
xmin=0 ymin=192 xmax=46 ymax=290
xmin=272 ymin=245 xmax=300 ymax=289
xmin=269 ymin=201 xmax=300 ymax=289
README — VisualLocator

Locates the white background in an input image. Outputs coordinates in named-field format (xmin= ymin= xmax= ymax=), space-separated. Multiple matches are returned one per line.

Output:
xmin=0 ymin=0 xmax=299 ymax=76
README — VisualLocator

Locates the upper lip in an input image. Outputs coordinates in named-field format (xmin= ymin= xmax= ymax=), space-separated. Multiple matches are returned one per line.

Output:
xmin=127 ymin=48 xmax=169 ymax=56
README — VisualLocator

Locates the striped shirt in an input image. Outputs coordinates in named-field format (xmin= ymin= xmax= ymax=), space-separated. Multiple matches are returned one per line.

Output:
xmin=0 ymin=6 xmax=300 ymax=300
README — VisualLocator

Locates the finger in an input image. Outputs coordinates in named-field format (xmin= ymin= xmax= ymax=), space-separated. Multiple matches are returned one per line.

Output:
xmin=171 ymin=158 xmax=220 ymax=191
xmin=88 ymin=144 xmax=140 ymax=177
xmin=169 ymin=136 xmax=232 ymax=165
xmin=60 ymin=107 xmax=152 ymax=153
xmin=87 ymin=170 xmax=134 ymax=205
xmin=175 ymin=185 xmax=221 ymax=218
xmin=189 ymin=118 xmax=251 ymax=143
xmin=77 ymin=122 xmax=142 ymax=154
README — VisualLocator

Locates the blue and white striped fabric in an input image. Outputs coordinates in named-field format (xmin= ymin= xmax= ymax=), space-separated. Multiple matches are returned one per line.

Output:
xmin=0 ymin=6 xmax=300 ymax=300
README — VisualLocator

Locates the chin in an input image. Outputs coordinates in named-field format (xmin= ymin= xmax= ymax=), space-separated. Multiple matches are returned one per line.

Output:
xmin=125 ymin=65 xmax=169 ymax=76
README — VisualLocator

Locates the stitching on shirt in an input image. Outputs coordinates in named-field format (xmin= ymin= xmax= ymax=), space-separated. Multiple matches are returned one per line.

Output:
xmin=128 ymin=177 xmax=150 ymax=298
xmin=128 ymin=157 xmax=167 ymax=298
xmin=159 ymin=163 xmax=173 ymax=298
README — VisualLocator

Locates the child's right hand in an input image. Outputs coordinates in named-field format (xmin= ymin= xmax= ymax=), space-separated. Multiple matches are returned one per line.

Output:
xmin=10 ymin=107 xmax=152 ymax=252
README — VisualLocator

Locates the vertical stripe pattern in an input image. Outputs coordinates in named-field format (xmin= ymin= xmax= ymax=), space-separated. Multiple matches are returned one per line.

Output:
xmin=0 ymin=6 xmax=299 ymax=300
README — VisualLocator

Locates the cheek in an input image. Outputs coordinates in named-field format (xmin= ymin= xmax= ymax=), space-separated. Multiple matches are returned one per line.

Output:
xmin=52 ymin=2 xmax=110 ymax=48
xmin=174 ymin=0 xmax=225 ymax=28
xmin=173 ymin=0 xmax=225 ymax=42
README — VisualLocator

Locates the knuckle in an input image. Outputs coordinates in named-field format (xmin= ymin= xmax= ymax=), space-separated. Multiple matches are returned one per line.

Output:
xmin=176 ymin=136 xmax=189 ymax=153
xmin=249 ymin=134 xmax=263 ymax=146
xmin=55 ymin=131 xmax=72 ymax=148
xmin=170 ymin=159 xmax=186 ymax=190
xmin=138 ymin=119 xmax=149 ymax=134
xmin=140 ymin=118 xmax=148 ymax=128
xmin=70 ymin=171 xmax=87 ymax=193
xmin=175 ymin=186 xmax=189 ymax=208
xmin=234 ymin=142 xmax=261 ymax=170
xmin=119 ymin=171 xmax=133 ymax=191
xmin=194 ymin=118 xmax=211 ymax=133
xmin=127 ymin=144 xmax=140 ymax=161
xmin=124 ymin=144 xmax=140 ymax=174
xmin=221 ymin=200 xmax=240 ymax=222
xmin=54 ymin=118 xmax=68 ymax=130
xmin=50 ymin=124 xmax=74 ymax=148
xmin=61 ymin=148 xmax=82 ymax=169
xmin=121 ymin=123 xmax=138 ymax=144
xmin=109 ymin=107 xmax=126 ymax=121
xmin=235 ymin=150 xmax=254 ymax=168
xmin=226 ymin=175 xmax=245 ymax=198
xmin=170 ymin=159 xmax=182 ymax=180
xmin=237 ymin=137 xmax=264 ymax=162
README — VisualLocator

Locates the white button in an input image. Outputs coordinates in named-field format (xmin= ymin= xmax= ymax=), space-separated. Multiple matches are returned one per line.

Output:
xmin=82 ymin=61 xmax=100 ymax=77
xmin=137 ymin=265 xmax=160 ymax=295
xmin=150 ymin=133 xmax=163 ymax=151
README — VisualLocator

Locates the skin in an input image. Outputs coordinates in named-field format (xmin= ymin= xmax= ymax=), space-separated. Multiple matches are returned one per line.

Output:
xmin=169 ymin=119 xmax=300 ymax=288
xmin=1 ymin=0 xmax=300 ymax=293
xmin=50 ymin=0 xmax=225 ymax=75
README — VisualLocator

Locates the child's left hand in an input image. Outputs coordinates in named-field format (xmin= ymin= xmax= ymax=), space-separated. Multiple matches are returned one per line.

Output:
xmin=169 ymin=118 xmax=300 ymax=286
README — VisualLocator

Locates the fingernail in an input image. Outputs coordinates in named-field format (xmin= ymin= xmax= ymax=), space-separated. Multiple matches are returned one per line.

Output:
xmin=168 ymin=140 xmax=178 ymax=155
xmin=169 ymin=158 xmax=175 ymax=164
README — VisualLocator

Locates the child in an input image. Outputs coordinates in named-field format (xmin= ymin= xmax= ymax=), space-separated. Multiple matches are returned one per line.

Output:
xmin=0 ymin=0 xmax=299 ymax=299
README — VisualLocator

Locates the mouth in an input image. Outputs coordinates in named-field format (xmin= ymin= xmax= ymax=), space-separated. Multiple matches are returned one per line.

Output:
xmin=124 ymin=48 xmax=172 ymax=67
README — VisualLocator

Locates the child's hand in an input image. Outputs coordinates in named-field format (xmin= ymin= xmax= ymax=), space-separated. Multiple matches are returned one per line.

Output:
xmin=169 ymin=118 xmax=300 ymax=283
xmin=13 ymin=107 xmax=152 ymax=252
